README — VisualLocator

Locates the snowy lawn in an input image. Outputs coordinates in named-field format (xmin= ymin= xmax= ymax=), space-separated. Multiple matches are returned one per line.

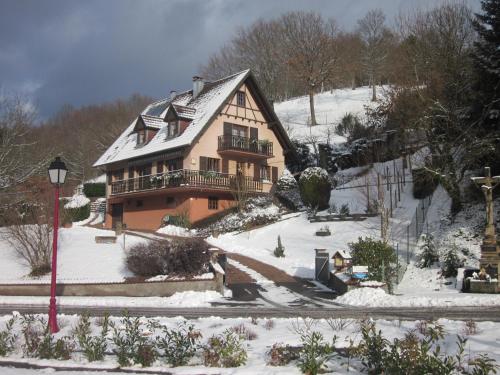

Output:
xmin=274 ymin=86 xmax=384 ymax=144
xmin=0 ymin=226 xmax=147 ymax=284
xmin=0 ymin=314 xmax=499 ymax=375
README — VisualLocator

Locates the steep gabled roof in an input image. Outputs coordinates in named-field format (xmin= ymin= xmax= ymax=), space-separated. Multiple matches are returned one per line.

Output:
xmin=93 ymin=69 xmax=292 ymax=167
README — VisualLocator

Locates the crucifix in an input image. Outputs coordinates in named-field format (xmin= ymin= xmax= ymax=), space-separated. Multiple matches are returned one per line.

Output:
xmin=471 ymin=167 xmax=500 ymax=251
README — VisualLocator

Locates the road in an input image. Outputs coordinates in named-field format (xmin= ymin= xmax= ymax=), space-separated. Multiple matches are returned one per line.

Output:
xmin=1 ymin=304 xmax=499 ymax=321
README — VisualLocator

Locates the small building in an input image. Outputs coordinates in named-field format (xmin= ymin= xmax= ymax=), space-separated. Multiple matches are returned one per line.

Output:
xmin=332 ymin=250 xmax=352 ymax=271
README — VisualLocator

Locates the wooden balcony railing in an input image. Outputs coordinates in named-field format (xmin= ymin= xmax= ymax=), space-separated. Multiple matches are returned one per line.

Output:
xmin=110 ymin=169 xmax=263 ymax=195
xmin=217 ymin=135 xmax=273 ymax=157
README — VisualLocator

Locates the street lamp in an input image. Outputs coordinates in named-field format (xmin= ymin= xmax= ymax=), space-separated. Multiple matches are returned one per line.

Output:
xmin=47 ymin=156 xmax=67 ymax=333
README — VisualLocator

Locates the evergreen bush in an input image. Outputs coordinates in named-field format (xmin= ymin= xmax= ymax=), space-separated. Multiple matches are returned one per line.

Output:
xmin=0 ymin=317 xmax=17 ymax=357
xmin=276 ymin=169 xmax=298 ymax=191
xmin=442 ymin=246 xmax=462 ymax=278
xmin=297 ymin=331 xmax=335 ymax=375
xmin=274 ymin=235 xmax=285 ymax=258
xmin=83 ymin=183 xmax=106 ymax=197
xmin=298 ymin=167 xmax=331 ymax=210
xmin=339 ymin=203 xmax=350 ymax=217
xmin=63 ymin=203 xmax=91 ymax=223
xmin=203 ymin=330 xmax=247 ymax=367
xmin=418 ymin=234 xmax=438 ymax=268
xmin=156 ymin=321 xmax=202 ymax=367
xmin=73 ymin=314 xmax=109 ymax=362
xmin=412 ymin=168 xmax=439 ymax=199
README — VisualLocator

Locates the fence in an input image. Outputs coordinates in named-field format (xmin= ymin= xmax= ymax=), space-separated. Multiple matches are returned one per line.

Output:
xmin=405 ymin=194 xmax=433 ymax=264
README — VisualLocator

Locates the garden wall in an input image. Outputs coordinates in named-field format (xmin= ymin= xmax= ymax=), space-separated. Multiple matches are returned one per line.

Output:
xmin=0 ymin=265 xmax=224 ymax=297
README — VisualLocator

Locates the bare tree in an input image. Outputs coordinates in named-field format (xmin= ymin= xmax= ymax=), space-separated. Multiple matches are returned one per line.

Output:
xmin=0 ymin=96 xmax=48 ymax=191
xmin=357 ymin=9 xmax=393 ymax=101
xmin=279 ymin=11 xmax=339 ymax=126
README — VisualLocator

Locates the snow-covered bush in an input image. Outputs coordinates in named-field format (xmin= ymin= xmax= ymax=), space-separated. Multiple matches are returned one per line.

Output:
xmin=63 ymin=194 xmax=91 ymax=223
xmin=0 ymin=317 xmax=17 ymax=357
xmin=418 ymin=234 xmax=438 ymax=268
xmin=73 ymin=314 xmax=109 ymax=362
xmin=126 ymin=238 xmax=210 ymax=278
xmin=267 ymin=343 xmax=299 ymax=366
xmin=441 ymin=246 xmax=462 ymax=278
xmin=203 ymin=330 xmax=247 ymax=367
xmin=299 ymin=167 xmax=331 ymax=210
xmin=274 ymin=235 xmax=285 ymax=258
xmin=297 ymin=331 xmax=334 ymax=375
xmin=156 ymin=321 xmax=202 ymax=367
xmin=110 ymin=314 xmax=157 ymax=367
xmin=276 ymin=169 xmax=298 ymax=191
xmin=231 ymin=324 xmax=257 ymax=341
xmin=339 ymin=203 xmax=350 ymax=217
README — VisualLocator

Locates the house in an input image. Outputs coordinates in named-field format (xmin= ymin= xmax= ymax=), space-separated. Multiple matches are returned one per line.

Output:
xmin=332 ymin=250 xmax=352 ymax=271
xmin=94 ymin=70 xmax=293 ymax=230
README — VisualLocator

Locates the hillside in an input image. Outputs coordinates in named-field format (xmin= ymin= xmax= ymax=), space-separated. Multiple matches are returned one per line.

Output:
xmin=274 ymin=86 xmax=385 ymax=144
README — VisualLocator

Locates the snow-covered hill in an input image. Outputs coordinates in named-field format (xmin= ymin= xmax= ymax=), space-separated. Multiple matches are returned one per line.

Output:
xmin=274 ymin=86 xmax=385 ymax=144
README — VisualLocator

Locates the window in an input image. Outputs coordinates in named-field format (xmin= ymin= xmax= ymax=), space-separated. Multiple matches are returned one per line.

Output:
xmin=207 ymin=158 xmax=220 ymax=172
xmin=137 ymin=130 xmax=146 ymax=145
xmin=166 ymin=196 xmax=176 ymax=208
xmin=167 ymin=121 xmax=179 ymax=138
xmin=236 ymin=91 xmax=245 ymax=107
xmin=260 ymin=165 xmax=270 ymax=181
xmin=113 ymin=169 xmax=124 ymax=181
xmin=208 ymin=196 xmax=218 ymax=210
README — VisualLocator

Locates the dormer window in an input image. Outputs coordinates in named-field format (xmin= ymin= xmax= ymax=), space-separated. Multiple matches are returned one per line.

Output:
xmin=167 ymin=120 xmax=179 ymax=138
xmin=137 ymin=130 xmax=146 ymax=145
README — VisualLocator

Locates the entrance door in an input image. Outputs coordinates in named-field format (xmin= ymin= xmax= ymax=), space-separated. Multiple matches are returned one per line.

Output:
xmin=111 ymin=203 xmax=123 ymax=229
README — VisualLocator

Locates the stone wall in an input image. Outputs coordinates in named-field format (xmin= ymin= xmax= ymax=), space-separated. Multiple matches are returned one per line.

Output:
xmin=0 ymin=268 xmax=224 ymax=298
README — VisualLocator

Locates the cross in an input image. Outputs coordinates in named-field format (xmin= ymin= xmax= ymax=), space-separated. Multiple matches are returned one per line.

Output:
xmin=471 ymin=167 xmax=500 ymax=245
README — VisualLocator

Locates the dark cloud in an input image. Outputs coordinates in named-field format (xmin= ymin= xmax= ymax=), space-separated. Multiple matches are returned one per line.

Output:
xmin=0 ymin=0 xmax=479 ymax=119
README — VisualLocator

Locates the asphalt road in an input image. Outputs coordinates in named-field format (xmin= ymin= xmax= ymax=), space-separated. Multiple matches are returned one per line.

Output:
xmin=0 ymin=304 xmax=499 ymax=321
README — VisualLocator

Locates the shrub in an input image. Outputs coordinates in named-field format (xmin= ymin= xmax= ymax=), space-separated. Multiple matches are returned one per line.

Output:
xmin=277 ymin=169 xmax=298 ymax=191
xmin=418 ymin=234 xmax=438 ymax=268
xmin=38 ymin=331 xmax=75 ymax=360
xmin=20 ymin=314 xmax=44 ymax=358
xmin=156 ymin=321 xmax=202 ymax=367
xmin=63 ymin=203 xmax=91 ymax=223
xmin=73 ymin=314 xmax=109 ymax=362
xmin=166 ymin=237 xmax=210 ymax=276
xmin=264 ymin=319 xmax=275 ymax=331
xmin=298 ymin=167 xmax=331 ymax=210
xmin=339 ymin=204 xmax=350 ymax=217
xmin=274 ymin=235 xmax=285 ymax=258
xmin=412 ymin=168 xmax=439 ymax=199
xmin=267 ymin=343 xmax=299 ymax=366
xmin=335 ymin=113 xmax=371 ymax=141
xmin=231 ymin=324 xmax=257 ymax=341
xmin=297 ymin=331 xmax=335 ymax=375
xmin=0 ymin=317 xmax=17 ymax=356
xmin=349 ymin=237 xmax=397 ymax=286
xmin=3 ymin=205 xmax=52 ymax=276
xmin=442 ymin=246 xmax=462 ymax=278
xmin=83 ymin=183 xmax=106 ymax=197
xmin=126 ymin=240 xmax=168 ymax=277
xmin=203 ymin=330 xmax=247 ymax=368
xmin=110 ymin=314 xmax=158 ymax=367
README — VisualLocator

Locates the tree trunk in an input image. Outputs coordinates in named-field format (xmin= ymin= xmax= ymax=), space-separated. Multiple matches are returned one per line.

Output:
xmin=351 ymin=75 xmax=356 ymax=90
xmin=309 ymin=89 xmax=317 ymax=126
xmin=372 ymin=81 xmax=377 ymax=102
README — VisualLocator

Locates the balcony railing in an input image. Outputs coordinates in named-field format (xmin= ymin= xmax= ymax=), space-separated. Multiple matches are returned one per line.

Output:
xmin=218 ymin=135 xmax=273 ymax=157
xmin=110 ymin=169 xmax=263 ymax=195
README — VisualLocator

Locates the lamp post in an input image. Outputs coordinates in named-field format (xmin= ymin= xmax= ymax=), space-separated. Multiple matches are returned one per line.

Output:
xmin=47 ymin=156 xmax=67 ymax=334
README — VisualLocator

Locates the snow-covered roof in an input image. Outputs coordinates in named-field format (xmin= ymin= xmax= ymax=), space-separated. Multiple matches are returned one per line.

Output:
xmin=141 ymin=115 xmax=165 ymax=129
xmin=332 ymin=250 xmax=351 ymax=259
xmin=94 ymin=70 xmax=251 ymax=167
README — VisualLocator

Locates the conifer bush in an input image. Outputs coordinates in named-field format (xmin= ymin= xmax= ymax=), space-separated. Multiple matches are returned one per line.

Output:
xmin=418 ymin=234 xmax=438 ymax=268
xmin=298 ymin=167 xmax=331 ymax=210
xmin=274 ymin=235 xmax=285 ymax=258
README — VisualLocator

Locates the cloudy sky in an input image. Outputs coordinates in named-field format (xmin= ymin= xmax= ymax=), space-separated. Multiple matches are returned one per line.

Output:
xmin=0 ymin=0 xmax=479 ymax=120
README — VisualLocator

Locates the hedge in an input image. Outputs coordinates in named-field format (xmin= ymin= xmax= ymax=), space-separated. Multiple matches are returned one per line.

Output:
xmin=83 ymin=183 xmax=106 ymax=197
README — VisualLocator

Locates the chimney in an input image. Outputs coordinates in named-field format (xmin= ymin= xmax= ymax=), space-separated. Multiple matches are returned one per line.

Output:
xmin=170 ymin=90 xmax=177 ymax=100
xmin=192 ymin=76 xmax=204 ymax=98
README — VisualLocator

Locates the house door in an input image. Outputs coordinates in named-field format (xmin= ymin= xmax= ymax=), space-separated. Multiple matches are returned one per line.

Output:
xmin=111 ymin=203 xmax=123 ymax=229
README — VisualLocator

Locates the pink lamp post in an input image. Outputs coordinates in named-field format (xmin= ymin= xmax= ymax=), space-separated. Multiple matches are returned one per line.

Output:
xmin=47 ymin=156 xmax=67 ymax=334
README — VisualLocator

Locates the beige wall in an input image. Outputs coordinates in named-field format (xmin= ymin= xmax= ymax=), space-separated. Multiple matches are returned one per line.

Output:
xmin=185 ymin=82 xmax=285 ymax=185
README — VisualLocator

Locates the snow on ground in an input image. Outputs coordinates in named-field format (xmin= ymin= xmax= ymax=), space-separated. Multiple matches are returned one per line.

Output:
xmin=63 ymin=194 xmax=90 ymax=209
xmin=157 ymin=225 xmax=197 ymax=237
xmin=274 ymin=86 xmax=384 ymax=144
xmin=0 ymin=291 xmax=228 ymax=308
xmin=0 ymin=314 xmax=499 ymax=375
xmin=209 ymin=158 xmax=419 ymax=279
xmin=0 ymin=226 xmax=146 ymax=284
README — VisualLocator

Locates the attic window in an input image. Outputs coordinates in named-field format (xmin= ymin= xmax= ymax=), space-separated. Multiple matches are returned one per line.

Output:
xmin=236 ymin=91 xmax=245 ymax=107
xmin=137 ymin=130 xmax=146 ymax=146
xmin=167 ymin=121 xmax=179 ymax=138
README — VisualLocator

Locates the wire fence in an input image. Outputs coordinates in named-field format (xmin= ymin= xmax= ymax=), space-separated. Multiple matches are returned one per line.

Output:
xmin=405 ymin=194 xmax=433 ymax=264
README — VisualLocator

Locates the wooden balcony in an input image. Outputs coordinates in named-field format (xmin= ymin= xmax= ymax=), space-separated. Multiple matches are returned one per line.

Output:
xmin=110 ymin=169 xmax=263 ymax=196
xmin=217 ymin=135 xmax=273 ymax=158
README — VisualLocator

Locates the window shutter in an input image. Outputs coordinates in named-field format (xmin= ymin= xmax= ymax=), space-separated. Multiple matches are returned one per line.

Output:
xmin=200 ymin=156 xmax=208 ymax=171
xmin=254 ymin=163 xmax=260 ymax=181
xmin=272 ymin=167 xmax=278 ymax=183
xmin=223 ymin=122 xmax=232 ymax=136
xmin=250 ymin=127 xmax=258 ymax=140
xmin=222 ymin=158 xmax=228 ymax=174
